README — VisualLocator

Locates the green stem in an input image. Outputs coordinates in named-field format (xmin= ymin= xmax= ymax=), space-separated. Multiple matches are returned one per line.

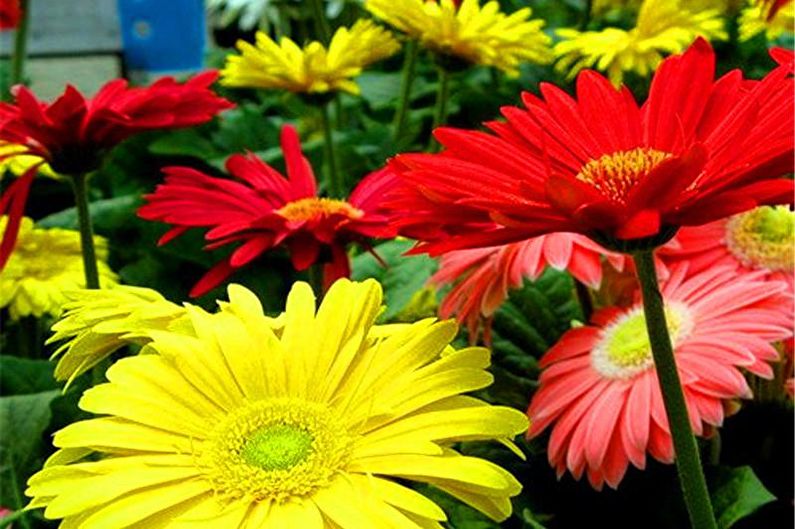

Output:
xmin=393 ymin=40 xmax=418 ymax=143
xmin=633 ymin=251 xmax=717 ymax=529
xmin=319 ymin=102 xmax=342 ymax=197
xmin=9 ymin=0 xmax=31 ymax=93
xmin=429 ymin=66 xmax=451 ymax=151
xmin=574 ymin=280 xmax=593 ymax=323
xmin=0 ymin=508 xmax=31 ymax=529
xmin=309 ymin=0 xmax=330 ymax=42
xmin=432 ymin=66 xmax=451 ymax=130
xmin=308 ymin=263 xmax=324 ymax=298
xmin=69 ymin=173 xmax=101 ymax=289
xmin=7 ymin=459 xmax=31 ymax=529
xmin=581 ymin=0 xmax=593 ymax=30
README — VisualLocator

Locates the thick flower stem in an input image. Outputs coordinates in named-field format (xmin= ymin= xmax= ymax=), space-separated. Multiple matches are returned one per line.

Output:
xmin=633 ymin=250 xmax=717 ymax=529
xmin=309 ymin=0 xmax=331 ymax=43
xmin=432 ymin=66 xmax=451 ymax=131
xmin=69 ymin=173 xmax=101 ymax=289
xmin=319 ymin=102 xmax=342 ymax=197
xmin=393 ymin=40 xmax=418 ymax=142
xmin=9 ymin=0 xmax=31 ymax=93
xmin=429 ymin=67 xmax=451 ymax=151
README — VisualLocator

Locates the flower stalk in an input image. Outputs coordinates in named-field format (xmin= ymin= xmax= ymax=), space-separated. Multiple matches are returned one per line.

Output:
xmin=319 ymin=102 xmax=342 ymax=197
xmin=68 ymin=173 xmax=101 ymax=289
xmin=432 ymin=66 xmax=451 ymax=131
xmin=9 ymin=0 xmax=31 ymax=92
xmin=393 ymin=40 xmax=418 ymax=142
xmin=633 ymin=250 xmax=717 ymax=529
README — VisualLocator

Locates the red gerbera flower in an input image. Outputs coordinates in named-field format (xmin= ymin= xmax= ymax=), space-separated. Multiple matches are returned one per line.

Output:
xmin=0 ymin=0 xmax=20 ymax=30
xmin=139 ymin=125 xmax=398 ymax=297
xmin=390 ymin=39 xmax=794 ymax=255
xmin=0 ymin=72 xmax=233 ymax=269
xmin=432 ymin=233 xmax=625 ymax=342
xmin=528 ymin=264 xmax=793 ymax=489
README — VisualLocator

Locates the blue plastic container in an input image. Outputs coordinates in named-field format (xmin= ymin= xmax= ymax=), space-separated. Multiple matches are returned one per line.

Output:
xmin=117 ymin=0 xmax=206 ymax=73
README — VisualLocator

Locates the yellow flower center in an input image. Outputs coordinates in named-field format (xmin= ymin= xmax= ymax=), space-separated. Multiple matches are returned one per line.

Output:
xmin=575 ymin=148 xmax=671 ymax=204
xmin=276 ymin=197 xmax=364 ymax=222
xmin=724 ymin=206 xmax=794 ymax=273
xmin=199 ymin=398 xmax=353 ymax=503
xmin=591 ymin=302 xmax=692 ymax=379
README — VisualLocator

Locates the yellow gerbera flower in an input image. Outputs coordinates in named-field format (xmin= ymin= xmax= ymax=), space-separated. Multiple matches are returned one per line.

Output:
xmin=47 ymin=285 xmax=189 ymax=384
xmin=554 ymin=0 xmax=728 ymax=85
xmin=739 ymin=0 xmax=794 ymax=41
xmin=0 ymin=216 xmax=117 ymax=321
xmin=220 ymin=19 xmax=400 ymax=95
xmin=0 ymin=142 xmax=56 ymax=178
xmin=364 ymin=0 xmax=553 ymax=76
xmin=28 ymin=279 xmax=528 ymax=527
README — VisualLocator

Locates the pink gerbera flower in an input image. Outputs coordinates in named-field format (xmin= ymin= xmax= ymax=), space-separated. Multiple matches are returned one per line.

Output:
xmin=660 ymin=205 xmax=794 ymax=291
xmin=527 ymin=264 xmax=793 ymax=490
xmin=432 ymin=233 xmax=624 ymax=342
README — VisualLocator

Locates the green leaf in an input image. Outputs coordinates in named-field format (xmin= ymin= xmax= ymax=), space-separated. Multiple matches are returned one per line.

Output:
xmin=147 ymin=128 xmax=219 ymax=159
xmin=0 ymin=357 xmax=58 ymax=395
xmin=0 ymin=391 xmax=60 ymax=514
xmin=486 ymin=268 xmax=581 ymax=409
xmin=36 ymin=195 xmax=141 ymax=231
xmin=710 ymin=465 xmax=776 ymax=529
xmin=351 ymin=239 xmax=438 ymax=321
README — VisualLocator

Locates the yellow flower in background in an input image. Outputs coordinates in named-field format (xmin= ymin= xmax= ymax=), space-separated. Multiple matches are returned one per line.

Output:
xmin=220 ymin=20 xmax=400 ymax=95
xmin=739 ymin=0 xmax=794 ymax=41
xmin=28 ymin=279 xmax=528 ymax=527
xmin=47 ymin=286 xmax=189 ymax=384
xmin=0 ymin=217 xmax=117 ymax=321
xmin=0 ymin=142 xmax=56 ymax=178
xmin=555 ymin=0 xmax=728 ymax=85
xmin=365 ymin=0 xmax=553 ymax=76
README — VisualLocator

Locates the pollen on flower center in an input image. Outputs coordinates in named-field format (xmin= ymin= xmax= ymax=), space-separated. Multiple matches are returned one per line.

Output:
xmin=724 ymin=206 xmax=794 ymax=272
xmin=575 ymin=148 xmax=671 ymax=204
xmin=198 ymin=398 xmax=353 ymax=503
xmin=276 ymin=197 xmax=364 ymax=222
xmin=592 ymin=302 xmax=693 ymax=379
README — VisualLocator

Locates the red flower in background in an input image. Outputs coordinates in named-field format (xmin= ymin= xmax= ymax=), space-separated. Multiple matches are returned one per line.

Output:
xmin=139 ymin=125 xmax=398 ymax=297
xmin=432 ymin=233 xmax=625 ymax=342
xmin=390 ymin=39 xmax=794 ymax=256
xmin=0 ymin=71 xmax=233 ymax=269
xmin=0 ymin=0 xmax=20 ymax=30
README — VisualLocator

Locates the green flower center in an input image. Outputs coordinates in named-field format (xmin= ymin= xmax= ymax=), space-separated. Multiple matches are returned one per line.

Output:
xmin=200 ymin=398 xmax=353 ymax=502
xmin=592 ymin=303 xmax=691 ymax=379
xmin=725 ymin=206 xmax=794 ymax=272
xmin=241 ymin=424 xmax=314 ymax=471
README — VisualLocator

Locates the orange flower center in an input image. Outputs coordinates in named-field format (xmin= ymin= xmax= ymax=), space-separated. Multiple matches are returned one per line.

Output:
xmin=575 ymin=148 xmax=671 ymax=204
xmin=276 ymin=197 xmax=364 ymax=222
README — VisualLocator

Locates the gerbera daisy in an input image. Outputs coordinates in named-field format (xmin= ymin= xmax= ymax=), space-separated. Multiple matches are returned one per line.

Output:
xmin=755 ymin=0 xmax=792 ymax=19
xmin=0 ymin=216 xmax=117 ymax=321
xmin=390 ymin=39 xmax=794 ymax=255
xmin=739 ymin=0 xmax=794 ymax=41
xmin=0 ymin=142 xmax=54 ymax=178
xmin=432 ymin=233 xmax=625 ymax=341
xmin=364 ymin=0 xmax=553 ymax=76
xmin=660 ymin=205 xmax=794 ymax=290
xmin=527 ymin=265 xmax=793 ymax=489
xmin=220 ymin=20 xmax=400 ymax=95
xmin=47 ymin=285 xmax=188 ymax=384
xmin=0 ymin=0 xmax=20 ymax=30
xmin=27 ymin=279 xmax=528 ymax=527
xmin=554 ymin=0 xmax=727 ymax=86
xmin=0 ymin=72 xmax=233 ymax=270
xmin=139 ymin=125 xmax=398 ymax=297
